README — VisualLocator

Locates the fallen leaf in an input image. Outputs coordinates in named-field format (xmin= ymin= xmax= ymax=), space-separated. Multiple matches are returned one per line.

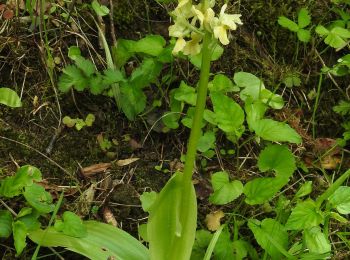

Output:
xmin=320 ymin=155 xmax=341 ymax=170
xmin=129 ymin=138 xmax=142 ymax=150
xmin=205 ymin=210 xmax=225 ymax=231
xmin=3 ymin=9 xmax=14 ymax=20
xmin=81 ymin=162 xmax=111 ymax=177
xmin=116 ymin=158 xmax=139 ymax=167
xmin=0 ymin=4 xmax=6 ymax=11
xmin=103 ymin=207 xmax=118 ymax=227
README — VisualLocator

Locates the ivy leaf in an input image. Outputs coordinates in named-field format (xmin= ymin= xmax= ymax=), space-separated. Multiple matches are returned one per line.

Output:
xmin=197 ymin=131 xmax=216 ymax=153
xmin=304 ymin=226 xmax=331 ymax=254
xmin=298 ymin=8 xmax=311 ymax=28
xmin=210 ymin=92 xmax=245 ymax=133
xmin=23 ymin=183 xmax=55 ymax=213
xmin=285 ymin=199 xmax=324 ymax=230
xmin=0 ymin=88 xmax=22 ymax=107
xmin=252 ymin=119 xmax=302 ymax=144
xmin=174 ymin=81 xmax=197 ymax=106
xmin=91 ymin=0 xmax=109 ymax=16
xmin=13 ymin=221 xmax=27 ymax=256
xmin=328 ymin=186 xmax=350 ymax=214
xmin=248 ymin=218 xmax=288 ymax=260
xmin=209 ymin=171 xmax=243 ymax=205
xmin=278 ymin=16 xmax=299 ymax=32
xmin=120 ymin=83 xmax=147 ymax=120
xmin=54 ymin=211 xmax=87 ymax=238
xmin=0 ymin=210 xmax=13 ymax=238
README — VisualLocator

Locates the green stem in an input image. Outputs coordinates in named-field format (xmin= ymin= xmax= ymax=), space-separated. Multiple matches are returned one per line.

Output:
xmin=316 ymin=169 xmax=350 ymax=208
xmin=183 ymin=31 xmax=212 ymax=184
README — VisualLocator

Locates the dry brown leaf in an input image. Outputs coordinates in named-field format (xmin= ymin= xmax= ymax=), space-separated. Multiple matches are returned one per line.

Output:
xmin=103 ymin=207 xmax=118 ymax=227
xmin=81 ymin=162 xmax=111 ymax=177
xmin=320 ymin=155 xmax=341 ymax=170
xmin=3 ymin=9 xmax=14 ymax=20
xmin=116 ymin=158 xmax=139 ymax=167
xmin=205 ymin=210 xmax=225 ymax=231
xmin=129 ymin=138 xmax=142 ymax=150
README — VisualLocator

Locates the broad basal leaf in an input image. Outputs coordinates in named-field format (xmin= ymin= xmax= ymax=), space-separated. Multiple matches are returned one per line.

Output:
xmin=252 ymin=118 xmax=302 ymax=144
xmin=304 ymin=226 xmax=331 ymax=254
xmin=209 ymin=74 xmax=238 ymax=93
xmin=328 ymin=186 xmax=350 ymax=214
xmin=210 ymin=92 xmax=245 ymax=134
xmin=132 ymin=35 xmax=166 ymax=56
xmin=120 ymin=83 xmax=147 ymax=120
xmin=248 ymin=218 xmax=288 ymax=260
xmin=209 ymin=171 xmax=243 ymax=205
xmin=285 ymin=199 xmax=324 ymax=230
xmin=147 ymin=172 xmax=197 ymax=260
xmin=0 ymin=87 xmax=22 ymax=107
xmin=197 ymin=131 xmax=216 ymax=153
xmin=234 ymin=72 xmax=265 ymax=101
xmin=0 ymin=210 xmax=13 ymax=238
xmin=29 ymin=221 xmax=149 ymax=260
xmin=23 ymin=183 xmax=55 ymax=213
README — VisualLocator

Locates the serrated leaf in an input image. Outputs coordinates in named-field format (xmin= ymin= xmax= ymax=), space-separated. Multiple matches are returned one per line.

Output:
xmin=285 ymin=199 xmax=324 ymax=230
xmin=74 ymin=56 xmax=96 ymax=77
xmin=91 ymin=0 xmax=109 ymax=16
xmin=174 ymin=81 xmax=197 ymax=106
xmin=315 ymin=25 xmax=329 ymax=36
xmin=23 ymin=183 xmax=55 ymax=213
xmin=317 ymin=26 xmax=350 ymax=48
xmin=304 ymin=226 xmax=331 ymax=254
xmin=278 ymin=16 xmax=299 ymax=32
xmin=129 ymin=58 xmax=162 ymax=89
xmin=328 ymin=186 xmax=350 ymax=214
xmin=54 ymin=211 xmax=87 ymax=238
xmin=210 ymin=92 xmax=244 ymax=133
xmin=297 ymin=29 xmax=311 ymax=42
xmin=120 ymin=83 xmax=147 ymax=120
xmin=197 ymin=131 xmax=216 ymax=153
xmin=13 ymin=221 xmax=27 ymax=256
xmin=333 ymin=100 xmax=350 ymax=116
xmin=0 ymin=88 xmax=22 ymax=107
xmin=60 ymin=65 xmax=88 ymax=92
xmin=298 ymin=8 xmax=311 ymax=28
xmin=252 ymin=119 xmax=302 ymax=144
xmin=248 ymin=218 xmax=288 ymax=260
xmin=0 ymin=210 xmax=13 ymax=238
xmin=89 ymin=75 xmax=104 ymax=95
xmin=140 ymin=191 xmax=158 ymax=212
xmin=68 ymin=46 xmax=81 ymax=60
xmin=102 ymin=68 xmax=125 ymax=85
xmin=209 ymin=171 xmax=243 ymax=205
xmin=283 ymin=73 xmax=301 ymax=88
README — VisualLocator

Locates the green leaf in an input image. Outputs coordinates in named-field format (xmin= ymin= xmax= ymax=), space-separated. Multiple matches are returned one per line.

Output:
xmin=17 ymin=207 xmax=32 ymax=218
xmin=245 ymin=99 xmax=267 ymax=130
xmin=283 ymin=73 xmax=301 ymax=88
xmin=298 ymin=8 xmax=311 ymax=28
xmin=278 ymin=16 xmax=299 ymax=32
xmin=209 ymin=74 xmax=238 ymax=93
xmin=23 ymin=183 xmax=55 ymax=213
xmin=174 ymin=81 xmax=197 ymax=106
xmin=140 ymin=191 xmax=158 ymax=212
xmin=209 ymin=171 xmax=243 ymax=205
xmin=54 ymin=211 xmax=87 ymax=238
xmin=132 ymin=35 xmax=166 ymax=56
xmin=258 ymin=144 xmax=296 ymax=178
xmin=0 ymin=165 xmax=42 ymax=198
xmin=91 ymin=0 xmax=109 ymax=16
xmin=295 ymin=181 xmax=313 ymax=198
xmin=252 ymin=119 xmax=302 ymax=144
xmin=304 ymin=226 xmax=331 ymax=254
xmin=62 ymin=116 xmax=76 ymax=128
xmin=328 ymin=186 xmax=350 ymax=214
xmin=147 ymin=172 xmax=197 ymax=260
xmin=333 ymin=100 xmax=350 ymax=116
xmin=316 ymin=26 xmax=350 ymax=48
xmin=213 ymin=227 xmax=234 ymax=260
xmin=138 ymin=224 xmax=148 ymax=242
xmin=248 ymin=218 xmax=288 ymax=260
xmin=162 ymin=89 xmax=183 ymax=130
xmin=297 ymin=29 xmax=311 ymax=42
xmin=285 ymin=199 xmax=324 ymax=230
xmin=13 ymin=221 xmax=27 ymax=256
xmin=59 ymin=65 xmax=88 ymax=92
xmin=74 ymin=56 xmax=96 ymax=77
xmin=89 ymin=75 xmax=104 ymax=95
xmin=315 ymin=25 xmax=329 ymax=36
xmin=0 ymin=88 xmax=22 ymax=107
xmin=210 ymin=92 xmax=245 ymax=133
xmin=29 ymin=221 xmax=149 ymax=260
xmin=191 ymin=230 xmax=213 ymax=260
xmin=234 ymin=72 xmax=265 ymax=101
xmin=244 ymin=177 xmax=286 ymax=205
xmin=0 ymin=210 xmax=13 ymax=238
xmin=120 ymin=83 xmax=147 ymax=120
xmin=112 ymin=40 xmax=134 ymax=69
xmin=190 ymin=44 xmax=223 ymax=69
xmin=197 ymin=131 xmax=216 ymax=153
xmin=84 ymin=114 xmax=95 ymax=127
xmin=129 ymin=58 xmax=163 ymax=89
xmin=102 ymin=68 xmax=125 ymax=85
xmin=259 ymin=89 xmax=284 ymax=109
xmin=17 ymin=211 xmax=41 ymax=231
xmin=68 ymin=46 xmax=81 ymax=60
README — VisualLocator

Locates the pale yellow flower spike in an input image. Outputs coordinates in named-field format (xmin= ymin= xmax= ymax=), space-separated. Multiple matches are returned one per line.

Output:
xmin=173 ymin=37 xmax=187 ymax=54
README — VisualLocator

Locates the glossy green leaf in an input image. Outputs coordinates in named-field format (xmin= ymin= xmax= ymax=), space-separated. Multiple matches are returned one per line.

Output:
xmin=248 ymin=218 xmax=288 ymax=260
xmin=29 ymin=221 xmax=149 ymax=260
xmin=328 ymin=186 xmax=350 ymax=214
xmin=17 ymin=211 xmax=41 ymax=231
xmin=0 ymin=88 xmax=22 ymax=107
xmin=23 ymin=183 xmax=55 ymax=213
xmin=17 ymin=207 xmax=32 ymax=218
xmin=54 ymin=211 xmax=87 ymax=238
xmin=210 ymin=92 xmax=244 ymax=133
xmin=0 ymin=210 xmax=13 ymax=238
xmin=252 ymin=119 xmax=302 ymax=144
xmin=209 ymin=171 xmax=243 ymax=205
xmin=13 ymin=221 xmax=27 ymax=256
xmin=285 ymin=200 xmax=324 ymax=230
xmin=147 ymin=172 xmax=197 ymax=260
xmin=304 ymin=226 xmax=331 ymax=254
xmin=245 ymin=99 xmax=267 ymax=130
